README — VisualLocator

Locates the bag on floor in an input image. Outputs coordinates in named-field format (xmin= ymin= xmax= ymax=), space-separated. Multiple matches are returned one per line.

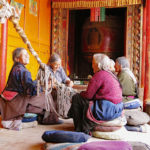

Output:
xmin=37 ymin=111 xmax=58 ymax=125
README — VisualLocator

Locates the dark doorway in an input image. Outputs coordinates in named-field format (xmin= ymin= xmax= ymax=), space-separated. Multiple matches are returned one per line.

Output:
xmin=68 ymin=8 xmax=126 ymax=80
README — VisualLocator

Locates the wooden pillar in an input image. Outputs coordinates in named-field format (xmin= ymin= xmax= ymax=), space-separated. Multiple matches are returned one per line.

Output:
xmin=144 ymin=0 xmax=150 ymax=111
xmin=0 ymin=21 xmax=8 ymax=93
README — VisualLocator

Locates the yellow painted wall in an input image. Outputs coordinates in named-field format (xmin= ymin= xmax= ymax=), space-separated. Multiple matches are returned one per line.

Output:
xmin=7 ymin=0 xmax=51 ymax=80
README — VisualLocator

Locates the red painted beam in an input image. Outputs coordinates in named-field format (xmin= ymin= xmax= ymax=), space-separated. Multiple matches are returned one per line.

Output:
xmin=141 ymin=4 xmax=146 ymax=88
xmin=0 ymin=21 xmax=8 ymax=93
xmin=144 ymin=0 xmax=150 ymax=110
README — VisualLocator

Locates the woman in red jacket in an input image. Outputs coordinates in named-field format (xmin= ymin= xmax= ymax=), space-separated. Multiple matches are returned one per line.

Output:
xmin=68 ymin=53 xmax=123 ymax=134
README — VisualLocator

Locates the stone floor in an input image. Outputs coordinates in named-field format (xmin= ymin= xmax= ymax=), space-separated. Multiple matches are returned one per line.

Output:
xmin=0 ymin=118 xmax=150 ymax=150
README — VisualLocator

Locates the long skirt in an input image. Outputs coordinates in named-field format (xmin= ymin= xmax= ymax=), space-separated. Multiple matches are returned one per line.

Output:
xmin=0 ymin=92 xmax=58 ymax=121
xmin=67 ymin=93 xmax=96 ymax=134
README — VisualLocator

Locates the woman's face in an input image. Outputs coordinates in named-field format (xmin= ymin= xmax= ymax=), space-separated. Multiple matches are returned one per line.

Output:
xmin=92 ymin=58 xmax=99 ymax=73
xmin=18 ymin=49 xmax=29 ymax=65
xmin=115 ymin=61 xmax=121 ymax=73
xmin=50 ymin=60 xmax=61 ymax=72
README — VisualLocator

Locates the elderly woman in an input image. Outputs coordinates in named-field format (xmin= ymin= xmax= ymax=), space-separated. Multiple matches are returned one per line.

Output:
xmin=0 ymin=48 xmax=59 ymax=125
xmin=115 ymin=56 xmax=138 ymax=103
xmin=68 ymin=54 xmax=123 ymax=134
xmin=47 ymin=53 xmax=73 ymax=87
xmin=114 ymin=56 xmax=142 ymax=110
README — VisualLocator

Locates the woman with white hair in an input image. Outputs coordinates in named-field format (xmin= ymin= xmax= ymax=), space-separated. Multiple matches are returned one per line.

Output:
xmin=115 ymin=56 xmax=138 ymax=103
xmin=0 ymin=48 xmax=63 ymax=129
xmin=47 ymin=53 xmax=73 ymax=87
xmin=68 ymin=53 xmax=123 ymax=134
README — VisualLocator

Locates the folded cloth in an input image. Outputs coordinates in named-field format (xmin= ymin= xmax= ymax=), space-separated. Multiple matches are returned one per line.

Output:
xmin=1 ymin=90 xmax=18 ymax=101
xmin=44 ymin=143 xmax=83 ymax=150
xmin=21 ymin=121 xmax=38 ymax=129
xmin=125 ymin=124 xmax=150 ymax=133
xmin=92 ymin=100 xmax=124 ymax=121
xmin=42 ymin=130 xmax=91 ymax=143
xmin=124 ymin=99 xmax=141 ymax=109
xmin=2 ymin=120 xmax=22 ymax=130
xmin=100 ymin=115 xmax=127 ymax=127
xmin=93 ymin=125 xmax=122 ymax=132
xmin=78 ymin=141 xmax=132 ymax=150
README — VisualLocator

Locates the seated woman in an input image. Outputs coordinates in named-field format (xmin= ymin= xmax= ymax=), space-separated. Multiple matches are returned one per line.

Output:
xmin=46 ymin=53 xmax=74 ymax=118
xmin=47 ymin=53 xmax=73 ymax=87
xmin=115 ymin=56 xmax=141 ymax=109
xmin=0 ymin=48 xmax=59 ymax=125
xmin=68 ymin=54 xmax=123 ymax=134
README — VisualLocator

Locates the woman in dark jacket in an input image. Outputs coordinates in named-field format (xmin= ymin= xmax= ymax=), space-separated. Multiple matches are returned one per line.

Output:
xmin=0 ymin=48 xmax=59 ymax=124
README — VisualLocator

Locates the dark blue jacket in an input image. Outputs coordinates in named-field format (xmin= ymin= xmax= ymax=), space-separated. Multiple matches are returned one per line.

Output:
xmin=5 ymin=62 xmax=37 ymax=96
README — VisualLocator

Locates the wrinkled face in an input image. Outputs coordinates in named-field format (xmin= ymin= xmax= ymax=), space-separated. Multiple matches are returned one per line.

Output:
xmin=115 ymin=61 xmax=121 ymax=73
xmin=92 ymin=58 xmax=99 ymax=73
xmin=50 ymin=60 xmax=61 ymax=72
xmin=18 ymin=49 xmax=30 ymax=65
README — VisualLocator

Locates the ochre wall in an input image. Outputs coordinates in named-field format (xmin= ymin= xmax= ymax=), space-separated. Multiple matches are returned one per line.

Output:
xmin=7 ymin=0 xmax=51 ymax=80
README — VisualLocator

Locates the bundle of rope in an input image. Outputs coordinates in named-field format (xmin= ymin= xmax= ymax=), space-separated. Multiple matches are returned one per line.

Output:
xmin=0 ymin=0 xmax=76 ymax=118
xmin=37 ymin=67 xmax=77 ymax=118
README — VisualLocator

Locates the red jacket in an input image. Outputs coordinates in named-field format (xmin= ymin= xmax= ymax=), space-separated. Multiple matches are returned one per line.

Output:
xmin=80 ymin=70 xmax=122 ymax=104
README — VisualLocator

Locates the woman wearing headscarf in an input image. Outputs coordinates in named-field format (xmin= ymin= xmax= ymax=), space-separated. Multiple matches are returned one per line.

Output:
xmin=68 ymin=54 xmax=123 ymax=134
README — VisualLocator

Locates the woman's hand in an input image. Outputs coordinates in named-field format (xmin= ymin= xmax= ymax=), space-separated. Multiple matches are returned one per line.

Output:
xmin=66 ymin=80 xmax=74 ymax=87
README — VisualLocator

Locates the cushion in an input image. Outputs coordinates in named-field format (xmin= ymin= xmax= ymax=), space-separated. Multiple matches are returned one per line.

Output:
xmin=78 ymin=141 xmax=132 ymax=150
xmin=125 ymin=124 xmax=150 ymax=133
xmin=100 ymin=115 xmax=127 ymax=127
xmin=44 ymin=143 xmax=83 ymax=150
xmin=92 ymin=126 xmax=127 ymax=140
xmin=22 ymin=113 xmax=37 ymax=122
xmin=23 ymin=113 xmax=37 ymax=118
xmin=125 ymin=110 xmax=150 ymax=125
xmin=93 ymin=125 xmax=122 ymax=132
xmin=22 ymin=116 xmax=37 ymax=122
xmin=127 ymin=141 xmax=150 ymax=150
xmin=124 ymin=99 xmax=141 ymax=109
xmin=42 ymin=130 xmax=91 ymax=143
xmin=21 ymin=121 xmax=38 ymax=129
